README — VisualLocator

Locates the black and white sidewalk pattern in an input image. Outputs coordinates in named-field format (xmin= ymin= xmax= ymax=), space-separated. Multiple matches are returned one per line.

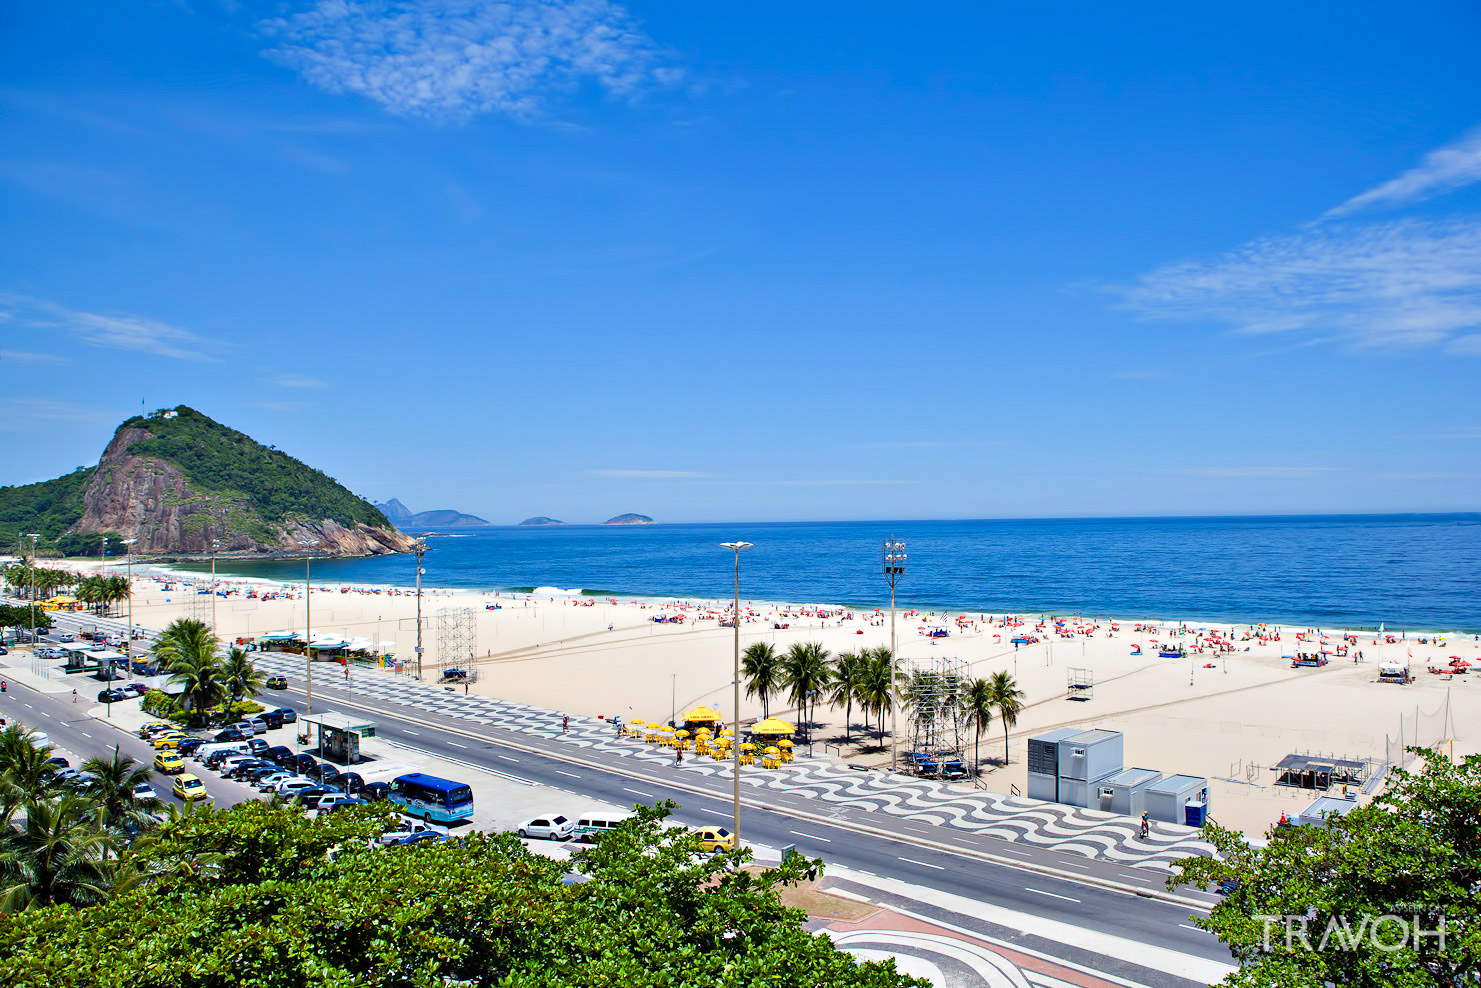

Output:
xmin=258 ymin=654 xmax=1213 ymax=870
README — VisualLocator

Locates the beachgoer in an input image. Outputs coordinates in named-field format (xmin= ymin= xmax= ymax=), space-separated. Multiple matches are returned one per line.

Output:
xmin=676 ymin=748 xmax=684 ymax=767
xmin=1140 ymin=812 xmax=1149 ymax=839
xmin=562 ymin=715 xmax=569 ymax=733
xmin=72 ymin=689 xmax=78 ymax=703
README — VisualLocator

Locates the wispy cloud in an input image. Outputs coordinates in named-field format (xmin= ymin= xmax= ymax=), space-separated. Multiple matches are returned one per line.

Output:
xmin=1325 ymin=129 xmax=1481 ymax=219
xmin=589 ymin=469 xmax=715 ymax=479
xmin=1113 ymin=218 xmax=1481 ymax=351
xmin=275 ymin=374 xmax=328 ymax=388
xmin=0 ymin=399 xmax=120 ymax=432
xmin=251 ymin=400 xmax=303 ymax=413
xmin=258 ymin=0 xmax=683 ymax=123
xmin=0 ymin=348 xmax=66 ymax=365
xmin=0 ymin=292 xmax=218 ymax=361
xmin=1184 ymin=466 xmax=1336 ymax=479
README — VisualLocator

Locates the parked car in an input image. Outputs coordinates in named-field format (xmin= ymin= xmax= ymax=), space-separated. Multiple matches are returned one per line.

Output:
xmin=214 ymin=728 xmax=246 ymax=743
xmin=694 ymin=826 xmax=736 ymax=853
xmin=116 ymin=685 xmax=141 ymax=699
xmin=150 ymin=733 xmax=189 ymax=751
xmin=337 ymin=772 xmax=365 ymax=795
xmin=224 ymin=759 xmax=269 ymax=780
xmin=173 ymin=774 xmax=207 ymax=801
xmin=264 ymin=745 xmax=294 ymax=766
xmin=294 ymin=789 xmax=339 ymax=810
xmin=391 ymin=830 xmax=448 ymax=846
xmin=58 ymin=633 xmax=76 ymax=642
xmin=517 ymin=815 xmax=574 ymax=841
xmin=176 ymin=737 xmax=206 ymax=756
xmin=140 ymin=722 xmax=174 ymax=739
xmin=244 ymin=765 xmax=282 ymax=784
xmin=254 ymin=771 xmax=293 ymax=790
xmin=274 ymin=707 xmax=298 ymax=724
xmin=229 ymin=720 xmax=256 ymax=737
xmin=247 ymin=717 xmax=269 ymax=735
xmin=265 ymin=675 xmax=288 ymax=690
xmin=44 ymin=755 xmax=69 ymax=770
xmin=288 ymin=754 xmax=318 ymax=775
xmin=248 ymin=738 xmax=271 ymax=755
xmin=360 ymin=781 xmax=392 ymax=803
xmin=52 ymin=767 xmax=83 ymax=787
xmin=275 ymin=778 xmax=318 ymax=798
xmin=260 ymin=710 xmax=284 ymax=730
xmin=323 ymin=796 xmax=368 ymax=813
xmin=97 ymin=689 xmax=127 ymax=703
xmin=310 ymin=763 xmax=341 ymax=785
xmin=154 ymin=753 xmax=186 ymax=775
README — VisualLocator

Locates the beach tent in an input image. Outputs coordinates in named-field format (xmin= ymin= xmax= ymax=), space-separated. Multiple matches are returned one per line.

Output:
xmin=751 ymin=718 xmax=795 ymax=736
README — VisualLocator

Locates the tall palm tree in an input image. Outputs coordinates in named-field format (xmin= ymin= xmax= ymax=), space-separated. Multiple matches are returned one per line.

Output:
xmin=80 ymin=748 xmax=161 ymax=835
xmin=152 ymin=618 xmax=220 ymax=674
xmin=167 ymin=652 xmax=227 ymax=723
xmin=0 ymin=793 xmax=114 ymax=911
xmin=963 ymin=678 xmax=994 ymax=779
xmin=107 ymin=574 xmax=131 ymax=617
xmin=740 ymin=642 xmax=782 ymax=719
xmin=828 ymin=651 xmax=867 ymax=742
xmin=0 ymin=725 xmax=57 ymax=823
xmin=986 ymin=670 xmax=1026 ymax=765
xmin=221 ymin=647 xmax=264 ymax=709
xmin=856 ymin=647 xmax=896 ymax=745
xmin=781 ymin=642 xmax=831 ymax=738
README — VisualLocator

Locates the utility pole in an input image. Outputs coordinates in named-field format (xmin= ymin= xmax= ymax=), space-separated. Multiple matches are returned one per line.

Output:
xmin=298 ymin=540 xmax=319 ymax=714
xmin=210 ymin=538 xmax=221 ymax=630
xmin=413 ymin=540 xmax=427 ymax=680
xmin=720 ymin=541 xmax=752 ymax=848
xmin=882 ymin=537 xmax=907 ymax=771
xmin=25 ymin=534 xmax=39 ymax=645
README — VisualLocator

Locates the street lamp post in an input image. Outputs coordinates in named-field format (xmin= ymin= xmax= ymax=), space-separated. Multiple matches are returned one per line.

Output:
xmin=25 ymin=534 xmax=39 ymax=645
xmin=882 ymin=537 xmax=907 ymax=771
xmin=210 ymin=538 xmax=221 ymax=630
xmin=719 ymin=541 xmax=752 ymax=848
xmin=298 ymin=540 xmax=319 ymax=714
xmin=412 ymin=541 xmax=427 ymax=680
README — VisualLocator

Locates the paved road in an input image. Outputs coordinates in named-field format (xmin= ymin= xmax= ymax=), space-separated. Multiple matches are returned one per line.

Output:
xmin=15 ymin=607 xmax=1232 ymax=981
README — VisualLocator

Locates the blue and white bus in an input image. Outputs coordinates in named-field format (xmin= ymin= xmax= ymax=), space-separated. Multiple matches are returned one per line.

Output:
xmin=389 ymin=773 xmax=474 ymax=824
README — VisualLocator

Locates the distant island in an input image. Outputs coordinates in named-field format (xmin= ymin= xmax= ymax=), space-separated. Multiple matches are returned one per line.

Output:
xmin=604 ymin=513 xmax=654 ymax=525
xmin=375 ymin=498 xmax=491 ymax=530
xmin=518 ymin=517 xmax=565 ymax=527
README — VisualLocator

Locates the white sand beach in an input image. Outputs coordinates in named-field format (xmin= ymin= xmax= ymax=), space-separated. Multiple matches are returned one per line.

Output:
xmin=29 ymin=559 xmax=1480 ymax=835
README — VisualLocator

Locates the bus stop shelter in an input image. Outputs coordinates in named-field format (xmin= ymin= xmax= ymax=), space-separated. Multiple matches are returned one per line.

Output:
xmin=301 ymin=712 xmax=376 ymax=764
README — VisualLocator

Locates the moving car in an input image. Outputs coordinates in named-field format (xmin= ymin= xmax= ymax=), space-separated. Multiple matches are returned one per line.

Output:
xmin=265 ymin=675 xmax=288 ymax=690
xmin=694 ymin=827 xmax=736 ymax=853
xmin=517 ymin=815 xmax=574 ymax=841
xmin=132 ymin=781 xmax=159 ymax=801
xmin=153 ymin=753 xmax=186 ymax=775
xmin=173 ymin=774 xmax=207 ymax=801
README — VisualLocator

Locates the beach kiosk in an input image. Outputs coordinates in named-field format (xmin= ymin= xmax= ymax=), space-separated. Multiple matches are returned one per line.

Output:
xmin=680 ymin=704 xmax=723 ymax=733
xmin=61 ymin=645 xmax=129 ymax=679
xmin=1145 ymin=774 xmax=1209 ymax=825
xmin=301 ymin=711 xmax=376 ymax=765
xmin=1097 ymin=767 xmax=1162 ymax=817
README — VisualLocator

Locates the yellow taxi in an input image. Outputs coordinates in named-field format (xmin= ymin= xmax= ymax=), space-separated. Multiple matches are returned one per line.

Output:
xmin=138 ymin=722 xmax=173 ymax=739
xmin=150 ymin=733 xmax=188 ymax=751
xmin=173 ymin=774 xmax=207 ymax=801
xmin=694 ymin=826 xmax=736 ymax=853
xmin=154 ymin=752 xmax=185 ymax=775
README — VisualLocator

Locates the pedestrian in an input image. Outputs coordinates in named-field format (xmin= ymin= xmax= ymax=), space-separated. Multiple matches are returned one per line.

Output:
xmin=1140 ymin=811 xmax=1149 ymax=839
xmin=72 ymin=689 xmax=78 ymax=703
xmin=676 ymin=748 xmax=684 ymax=767
xmin=562 ymin=715 xmax=569 ymax=733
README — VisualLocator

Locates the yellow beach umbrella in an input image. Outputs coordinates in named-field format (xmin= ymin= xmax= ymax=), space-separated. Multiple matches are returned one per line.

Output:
xmin=752 ymin=718 xmax=795 ymax=736
xmin=763 ymin=746 xmax=780 ymax=755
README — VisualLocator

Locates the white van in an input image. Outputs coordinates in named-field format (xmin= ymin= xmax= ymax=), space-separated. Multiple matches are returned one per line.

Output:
xmin=572 ymin=812 xmax=634 ymax=843
xmin=196 ymin=741 xmax=250 ymax=763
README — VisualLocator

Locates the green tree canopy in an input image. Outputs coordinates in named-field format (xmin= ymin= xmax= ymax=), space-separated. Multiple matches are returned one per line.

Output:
xmin=1173 ymin=750 xmax=1481 ymax=987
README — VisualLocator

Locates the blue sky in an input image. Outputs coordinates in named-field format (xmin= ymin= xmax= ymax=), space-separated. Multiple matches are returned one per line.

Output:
xmin=3 ymin=1 xmax=1481 ymax=523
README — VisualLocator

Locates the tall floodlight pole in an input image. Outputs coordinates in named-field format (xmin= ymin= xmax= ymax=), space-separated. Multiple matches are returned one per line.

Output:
xmin=210 ymin=538 xmax=221 ymax=630
xmin=720 ymin=541 xmax=752 ymax=848
xmin=122 ymin=539 xmax=137 ymax=670
xmin=412 ymin=540 xmax=427 ymax=680
xmin=298 ymin=540 xmax=319 ymax=714
xmin=25 ymin=534 xmax=39 ymax=643
xmin=882 ymin=537 xmax=907 ymax=771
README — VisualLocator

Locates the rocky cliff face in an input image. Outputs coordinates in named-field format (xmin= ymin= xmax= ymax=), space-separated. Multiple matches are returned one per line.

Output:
xmin=76 ymin=425 xmax=415 ymax=556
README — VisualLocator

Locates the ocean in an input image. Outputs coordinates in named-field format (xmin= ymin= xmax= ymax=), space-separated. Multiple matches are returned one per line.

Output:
xmin=174 ymin=514 xmax=1481 ymax=632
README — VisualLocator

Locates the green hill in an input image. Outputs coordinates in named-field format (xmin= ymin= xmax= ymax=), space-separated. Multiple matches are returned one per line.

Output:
xmin=0 ymin=406 xmax=411 ymax=558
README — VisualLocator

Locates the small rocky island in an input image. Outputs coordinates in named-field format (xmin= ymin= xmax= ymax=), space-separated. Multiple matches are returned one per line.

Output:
xmin=603 ymin=513 xmax=654 ymax=525
xmin=518 ymin=517 xmax=565 ymax=526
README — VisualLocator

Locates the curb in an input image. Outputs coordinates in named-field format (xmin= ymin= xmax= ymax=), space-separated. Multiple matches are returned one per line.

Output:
xmin=298 ymin=686 xmax=1212 ymax=911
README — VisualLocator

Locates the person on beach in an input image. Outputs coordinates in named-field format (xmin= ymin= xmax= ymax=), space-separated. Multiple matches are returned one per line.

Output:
xmin=1140 ymin=812 xmax=1149 ymax=839
xmin=675 ymin=748 xmax=684 ymax=767
xmin=562 ymin=715 xmax=569 ymax=733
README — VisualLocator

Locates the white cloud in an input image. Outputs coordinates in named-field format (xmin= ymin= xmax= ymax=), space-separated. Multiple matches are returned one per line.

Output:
xmin=589 ymin=469 xmax=715 ymax=479
xmin=1114 ymin=217 xmax=1481 ymax=351
xmin=0 ymin=349 xmax=66 ymax=364
xmin=1184 ymin=466 xmax=1336 ymax=479
xmin=275 ymin=374 xmax=329 ymax=388
xmin=258 ymin=0 xmax=681 ymax=123
xmin=1325 ymin=129 xmax=1481 ymax=219
xmin=0 ymin=292 xmax=217 ymax=361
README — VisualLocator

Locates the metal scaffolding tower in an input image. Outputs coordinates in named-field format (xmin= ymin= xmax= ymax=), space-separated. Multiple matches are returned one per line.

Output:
xmin=904 ymin=656 xmax=968 ymax=759
xmin=435 ymin=606 xmax=478 ymax=682
xmin=1067 ymin=667 xmax=1094 ymax=701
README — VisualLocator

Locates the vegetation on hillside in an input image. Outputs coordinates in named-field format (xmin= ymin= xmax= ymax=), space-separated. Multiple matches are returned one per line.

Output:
xmin=0 ymin=468 xmax=102 ymax=552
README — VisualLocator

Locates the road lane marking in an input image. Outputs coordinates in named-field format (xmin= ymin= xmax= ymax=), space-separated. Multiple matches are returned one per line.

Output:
xmin=899 ymin=857 xmax=945 ymax=870
xmin=556 ymin=770 xmax=580 ymax=779
xmin=1179 ymin=924 xmax=1204 ymax=932
xmin=791 ymin=831 xmax=832 ymax=842
xmin=79 ymin=732 xmax=91 ymax=738
xmin=1024 ymin=887 xmax=1081 ymax=903
xmin=403 ymin=730 xmax=419 ymax=735
xmin=623 ymin=787 xmax=655 ymax=798
xmin=1061 ymin=862 xmax=1088 ymax=869
xmin=699 ymin=808 xmax=728 ymax=817
xmin=446 ymin=741 xmax=467 ymax=748
xmin=497 ymin=755 xmax=520 ymax=763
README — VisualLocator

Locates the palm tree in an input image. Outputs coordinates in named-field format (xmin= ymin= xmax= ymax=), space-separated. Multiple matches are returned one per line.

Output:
xmin=107 ymin=574 xmax=131 ymax=617
xmin=963 ymin=678 xmax=994 ymax=779
xmin=781 ymin=642 xmax=831 ymax=740
xmin=856 ymin=647 xmax=896 ymax=746
xmin=740 ymin=642 xmax=782 ymax=719
xmin=0 ymin=792 xmax=114 ymax=910
xmin=152 ymin=617 xmax=220 ymax=674
xmin=221 ymin=647 xmax=264 ymax=709
xmin=986 ymin=670 xmax=1026 ymax=765
xmin=167 ymin=651 xmax=227 ymax=723
xmin=0 ymin=725 xmax=57 ymax=822
xmin=828 ymin=651 xmax=867 ymax=742
xmin=80 ymin=748 xmax=161 ymax=835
